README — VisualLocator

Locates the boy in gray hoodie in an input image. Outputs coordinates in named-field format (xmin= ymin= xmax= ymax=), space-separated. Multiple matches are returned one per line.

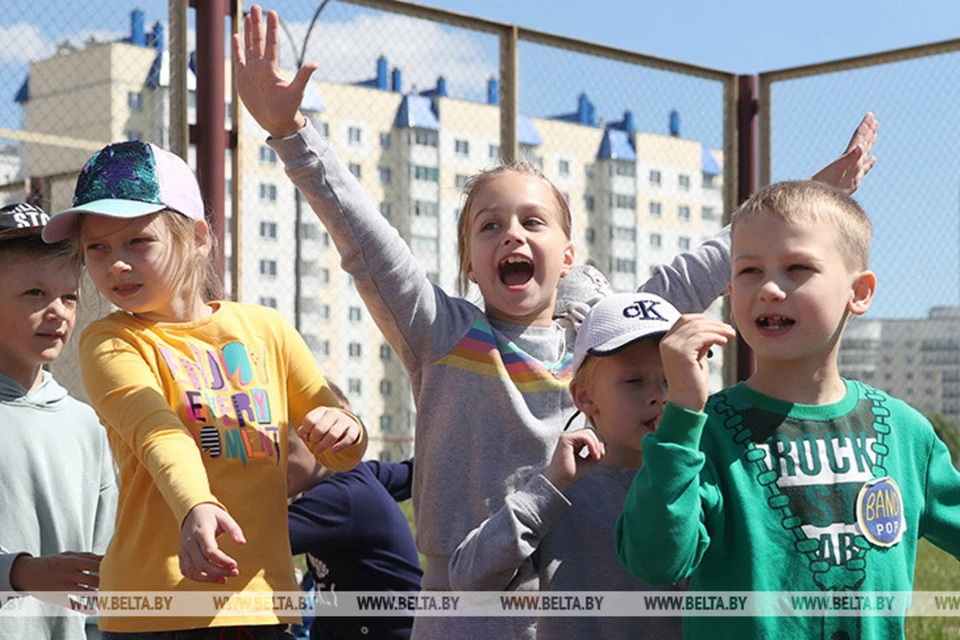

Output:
xmin=0 ymin=202 xmax=117 ymax=640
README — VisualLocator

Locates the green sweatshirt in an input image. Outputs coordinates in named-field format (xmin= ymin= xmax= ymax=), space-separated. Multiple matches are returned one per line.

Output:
xmin=616 ymin=379 xmax=960 ymax=640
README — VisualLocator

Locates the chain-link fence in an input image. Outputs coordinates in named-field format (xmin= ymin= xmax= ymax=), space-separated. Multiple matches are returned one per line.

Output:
xmin=760 ymin=41 xmax=960 ymax=426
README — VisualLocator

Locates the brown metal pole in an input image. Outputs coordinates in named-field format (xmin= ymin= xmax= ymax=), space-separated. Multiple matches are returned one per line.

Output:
xmin=193 ymin=0 xmax=228 ymax=291
xmin=736 ymin=75 xmax=758 ymax=382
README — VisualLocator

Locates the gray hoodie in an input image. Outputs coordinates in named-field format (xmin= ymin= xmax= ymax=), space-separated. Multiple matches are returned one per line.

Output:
xmin=0 ymin=371 xmax=117 ymax=639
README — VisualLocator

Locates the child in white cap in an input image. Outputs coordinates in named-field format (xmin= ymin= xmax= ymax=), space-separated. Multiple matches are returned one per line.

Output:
xmin=450 ymin=291 xmax=730 ymax=639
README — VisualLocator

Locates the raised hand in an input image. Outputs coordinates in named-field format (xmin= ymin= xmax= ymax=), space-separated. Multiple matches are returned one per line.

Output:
xmin=660 ymin=314 xmax=736 ymax=413
xmin=233 ymin=4 xmax=318 ymax=139
xmin=298 ymin=406 xmax=362 ymax=459
xmin=179 ymin=503 xmax=246 ymax=584
xmin=810 ymin=112 xmax=879 ymax=195
xmin=542 ymin=428 xmax=605 ymax=492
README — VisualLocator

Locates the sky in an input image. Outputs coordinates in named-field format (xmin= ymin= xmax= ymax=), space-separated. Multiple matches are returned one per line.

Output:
xmin=3 ymin=0 xmax=960 ymax=320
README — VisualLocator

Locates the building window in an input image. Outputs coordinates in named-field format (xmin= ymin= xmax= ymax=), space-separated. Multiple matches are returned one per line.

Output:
xmin=455 ymin=174 xmax=469 ymax=188
xmin=614 ymin=162 xmax=636 ymax=177
xmin=259 ymin=183 xmax=277 ymax=202
xmin=348 ymin=163 xmax=361 ymax=178
xmin=649 ymin=201 xmax=662 ymax=217
xmin=454 ymin=139 xmax=470 ymax=156
xmin=348 ymin=379 xmax=362 ymax=394
xmin=411 ymin=165 xmax=439 ymax=182
xmin=318 ymin=122 xmax=330 ymax=138
xmin=379 ymin=167 xmax=391 ymax=185
xmin=612 ymin=194 xmax=635 ymax=209
xmin=380 ymin=132 xmax=391 ymax=149
xmin=348 ymin=126 xmax=362 ymax=144
xmin=584 ymin=195 xmax=595 ymax=212
xmin=411 ymin=200 xmax=439 ymax=217
xmin=702 ymin=206 xmax=717 ymax=221
xmin=380 ymin=344 xmax=392 ymax=361
xmin=348 ymin=343 xmax=362 ymax=358
xmin=259 ymin=259 xmax=277 ymax=276
xmin=259 ymin=296 xmax=277 ymax=308
xmin=614 ymin=258 xmax=636 ymax=273
xmin=319 ymin=304 xmax=330 ymax=320
xmin=127 ymin=91 xmax=143 ymax=111
xmin=585 ymin=164 xmax=595 ymax=179
xmin=489 ymin=144 xmax=501 ymax=159
xmin=678 ymin=205 xmax=691 ymax=221
xmin=380 ymin=415 xmax=393 ymax=433
xmin=413 ymin=130 xmax=438 ymax=147
xmin=125 ymin=130 xmax=142 ymax=142
xmin=650 ymin=233 xmax=662 ymax=248
xmin=558 ymin=160 xmax=570 ymax=177
xmin=259 ymin=221 xmax=277 ymax=238
xmin=678 ymin=236 xmax=691 ymax=250
xmin=319 ymin=267 xmax=330 ymax=284
xmin=380 ymin=379 xmax=392 ymax=396
xmin=585 ymin=227 xmax=595 ymax=244
xmin=612 ymin=226 xmax=636 ymax=241
xmin=259 ymin=146 xmax=277 ymax=165
xmin=301 ymin=223 xmax=319 ymax=240
xmin=649 ymin=169 xmax=662 ymax=186
xmin=349 ymin=306 xmax=362 ymax=322
xmin=380 ymin=202 xmax=392 ymax=220
xmin=679 ymin=174 xmax=691 ymax=191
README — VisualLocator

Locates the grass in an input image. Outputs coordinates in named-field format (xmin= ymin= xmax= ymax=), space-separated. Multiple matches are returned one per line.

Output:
xmin=906 ymin=539 xmax=960 ymax=639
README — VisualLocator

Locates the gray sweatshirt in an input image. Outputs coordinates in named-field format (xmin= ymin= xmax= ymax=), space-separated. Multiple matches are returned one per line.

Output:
xmin=269 ymin=121 xmax=728 ymax=639
xmin=450 ymin=467 xmax=684 ymax=639
xmin=0 ymin=371 xmax=117 ymax=640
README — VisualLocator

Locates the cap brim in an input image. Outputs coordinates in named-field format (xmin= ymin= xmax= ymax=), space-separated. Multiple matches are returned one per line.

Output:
xmin=42 ymin=199 xmax=167 ymax=243
xmin=588 ymin=328 xmax=671 ymax=358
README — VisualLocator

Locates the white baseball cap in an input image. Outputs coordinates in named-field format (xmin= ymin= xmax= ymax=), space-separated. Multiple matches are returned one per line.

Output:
xmin=572 ymin=291 xmax=681 ymax=376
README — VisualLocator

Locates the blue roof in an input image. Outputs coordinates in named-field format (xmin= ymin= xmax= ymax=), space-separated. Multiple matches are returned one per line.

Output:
xmin=518 ymin=114 xmax=542 ymax=147
xmin=393 ymin=95 xmax=439 ymax=131
xmin=301 ymin=81 xmax=325 ymax=113
xmin=702 ymin=144 xmax=722 ymax=175
xmin=14 ymin=77 xmax=28 ymax=103
xmin=597 ymin=128 xmax=636 ymax=161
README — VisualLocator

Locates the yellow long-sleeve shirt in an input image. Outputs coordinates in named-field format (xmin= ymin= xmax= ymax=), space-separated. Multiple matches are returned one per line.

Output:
xmin=80 ymin=301 xmax=366 ymax=632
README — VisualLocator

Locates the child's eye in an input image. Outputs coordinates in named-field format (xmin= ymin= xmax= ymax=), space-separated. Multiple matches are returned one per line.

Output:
xmin=25 ymin=289 xmax=44 ymax=297
xmin=523 ymin=218 xmax=544 ymax=228
xmin=736 ymin=266 xmax=760 ymax=276
xmin=479 ymin=221 xmax=498 ymax=232
xmin=788 ymin=264 xmax=811 ymax=272
xmin=63 ymin=294 xmax=79 ymax=305
xmin=84 ymin=242 xmax=105 ymax=252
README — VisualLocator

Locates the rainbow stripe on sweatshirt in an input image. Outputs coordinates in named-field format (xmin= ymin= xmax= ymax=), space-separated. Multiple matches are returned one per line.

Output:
xmin=434 ymin=318 xmax=573 ymax=392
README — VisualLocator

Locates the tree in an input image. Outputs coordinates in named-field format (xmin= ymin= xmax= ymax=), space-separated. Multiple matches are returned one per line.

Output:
xmin=926 ymin=413 xmax=960 ymax=468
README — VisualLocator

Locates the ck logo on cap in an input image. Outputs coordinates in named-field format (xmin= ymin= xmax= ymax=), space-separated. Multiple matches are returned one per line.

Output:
xmin=623 ymin=299 xmax=667 ymax=321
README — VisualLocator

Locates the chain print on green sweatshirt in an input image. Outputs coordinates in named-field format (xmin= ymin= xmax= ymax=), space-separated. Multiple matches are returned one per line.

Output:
xmin=708 ymin=383 xmax=891 ymax=591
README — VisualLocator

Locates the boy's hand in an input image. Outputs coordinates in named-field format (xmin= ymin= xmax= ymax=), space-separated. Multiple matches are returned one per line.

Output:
xmin=233 ymin=4 xmax=318 ymax=139
xmin=10 ymin=552 xmax=102 ymax=592
xmin=179 ymin=503 xmax=245 ymax=584
xmin=810 ymin=112 xmax=879 ymax=195
xmin=298 ymin=407 xmax=361 ymax=458
xmin=542 ymin=428 xmax=605 ymax=493
xmin=660 ymin=314 xmax=736 ymax=412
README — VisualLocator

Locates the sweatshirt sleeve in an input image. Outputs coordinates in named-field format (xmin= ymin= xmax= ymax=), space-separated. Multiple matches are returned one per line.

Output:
xmin=919 ymin=428 xmax=960 ymax=559
xmin=0 ymin=549 xmax=28 ymax=591
xmin=637 ymin=225 xmax=730 ymax=313
xmin=616 ymin=402 xmax=723 ymax=585
xmin=80 ymin=324 xmax=225 ymax=526
xmin=268 ymin=122 xmax=475 ymax=374
xmin=93 ymin=428 xmax=118 ymax=555
xmin=369 ymin=459 xmax=415 ymax=502
xmin=280 ymin=313 xmax=367 ymax=471
xmin=449 ymin=472 xmax=570 ymax=591
xmin=288 ymin=481 xmax=355 ymax=556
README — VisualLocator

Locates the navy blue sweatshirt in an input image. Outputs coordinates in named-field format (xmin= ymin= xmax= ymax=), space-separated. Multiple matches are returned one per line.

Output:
xmin=288 ymin=459 xmax=423 ymax=639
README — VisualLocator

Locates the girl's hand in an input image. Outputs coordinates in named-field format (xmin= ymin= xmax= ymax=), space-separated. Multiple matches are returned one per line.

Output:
xmin=660 ymin=314 xmax=736 ymax=413
xmin=298 ymin=407 xmax=362 ymax=458
xmin=233 ymin=4 xmax=318 ymax=139
xmin=542 ymin=428 xmax=605 ymax=493
xmin=179 ymin=503 xmax=245 ymax=584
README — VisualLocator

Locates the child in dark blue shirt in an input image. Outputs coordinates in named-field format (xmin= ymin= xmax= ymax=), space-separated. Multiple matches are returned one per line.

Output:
xmin=287 ymin=379 xmax=421 ymax=640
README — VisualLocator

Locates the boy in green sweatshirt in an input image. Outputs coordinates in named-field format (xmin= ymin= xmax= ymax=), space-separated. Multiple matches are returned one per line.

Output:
xmin=616 ymin=181 xmax=960 ymax=640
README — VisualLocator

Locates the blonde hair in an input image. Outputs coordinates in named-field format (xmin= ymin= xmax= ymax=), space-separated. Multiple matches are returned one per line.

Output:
xmin=456 ymin=162 xmax=572 ymax=295
xmin=570 ymin=355 xmax=601 ymax=427
xmin=160 ymin=210 xmax=223 ymax=302
xmin=733 ymin=180 xmax=872 ymax=270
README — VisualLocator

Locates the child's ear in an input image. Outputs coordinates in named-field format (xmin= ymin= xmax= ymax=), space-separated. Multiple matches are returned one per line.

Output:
xmin=561 ymin=240 xmax=575 ymax=277
xmin=848 ymin=269 xmax=876 ymax=316
xmin=570 ymin=380 xmax=599 ymax=418
xmin=194 ymin=219 xmax=212 ymax=255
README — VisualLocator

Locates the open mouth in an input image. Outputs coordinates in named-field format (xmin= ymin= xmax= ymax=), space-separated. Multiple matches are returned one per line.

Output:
xmin=757 ymin=315 xmax=795 ymax=331
xmin=498 ymin=255 xmax=534 ymax=287
xmin=113 ymin=283 xmax=142 ymax=297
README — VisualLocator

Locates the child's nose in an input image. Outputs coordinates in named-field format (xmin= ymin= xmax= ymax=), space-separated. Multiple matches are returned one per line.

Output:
xmin=502 ymin=219 xmax=525 ymax=245
xmin=108 ymin=258 xmax=132 ymax=275
xmin=758 ymin=279 xmax=786 ymax=302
